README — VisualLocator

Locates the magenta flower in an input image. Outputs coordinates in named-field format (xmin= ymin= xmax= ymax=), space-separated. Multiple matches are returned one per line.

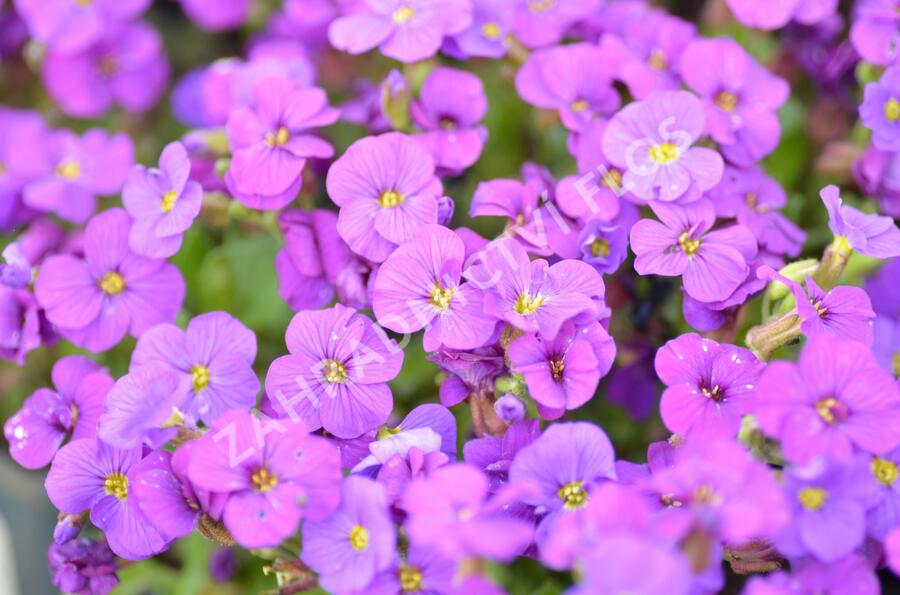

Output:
xmin=225 ymin=77 xmax=338 ymax=210
xmin=655 ymin=333 xmax=765 ymax=438
xmin=180 ymin=0 xmax=250 ymax=31
xmin=602 ymin=91 xmax=724 ymax=203
xmin=373 ymin=224 xmax=496 ymax=352
xmin=511 ymin=0 xmax=597 ymax=49
xmin=508 ymin=320 xmax=615 ymax=415
xmin=42 ymin=21 xmax=169 ymax=119
xmin=755 ymin=334 xmax=900 ymax=464
xmin=678 ymin=38 xmax=789 ymax=166
xmin=14 ymin=0 xmax=151 ymax=54
xmin=329 ymin=0 xmax=473 ymax=63
xmin=123 ymin=141 xmax=203 ymax=259
xmin=821 ymin=185 xmax=900 ymax=259
xmin=726 ymin=0 xmax=837 ymax=30
xmin=301 ymin=476 xmax=396 ymax=592
xmin=515 ymin=43 xmax=620 ymax=132
xmin=860 ymin=65 xmax=900 ymax=151
xmin=327 ymin=133 xmax=443 ymax=263
xmin=45 ymin=439 xmax=169 ymax=560
xmin=411 ymin=66 xmax=488 ymax=174
xmin=851 ymin=0 xmax=900 ymax=66
xmin=465 ymin=238 xmax=606 ymax=340
xmin=4 ymin=356 xmax=112 ymax=469
xmin=22 ymin=129 xmax=133 ymax=223
xmin=187 ymin=411 xmax=342 ymax=548
xmin=401 ymin=463 xmax=534 ymax=561
xmin=630 ymin=199 xmax=758 ymax=303
xmin=265 ymin=304 xmax=404 ymax=439
xmin=131 ymin=311 xmax=260 ymax=424
xmin=446 ymin=0 xmax=513 ymax=59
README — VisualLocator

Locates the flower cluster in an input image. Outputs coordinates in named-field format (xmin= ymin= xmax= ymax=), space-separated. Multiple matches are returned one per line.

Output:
xmin=2 ymin=1 xmax=900 ymax=594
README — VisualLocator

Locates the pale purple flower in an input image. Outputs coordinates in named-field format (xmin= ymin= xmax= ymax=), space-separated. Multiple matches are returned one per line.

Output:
xmin=180 ymin=0 xmax=250 ymax=31
xmin=445 ymin=0 xmax=513 ymax=59
xmin=14 ymin=0 xmax=151 ymax=54
xmin=851 ymin=0 xmax=900 ymax=66
xmin=97 ymin=364 xmax=184 ymax=449
xmin=746 ymin=554 xmax=879 ymax=595
xmin=860 ymin=65 xmax=900 ymax=151
xmin=577 ymin=218 xmax=629 ymax=275
xmin=512 ymin=0 xmax=598 ymax=49
xmin=429 ymin=345 xmax=505 ymax=407
xmin=821 ymin=185 xmax=900 ymax=258
xmin=727 ymin=0 xmax=838 ymax=30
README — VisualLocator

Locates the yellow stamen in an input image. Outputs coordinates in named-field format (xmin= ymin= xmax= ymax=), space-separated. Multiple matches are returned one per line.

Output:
xmin=392 ymin=6 xmax=414 ymax=24
xmin=814 ymin=397 xmax=843 ymax=425
xmin=75 ymin=0 xmax=93 ymax=6
xmin=893 ymin=352 xmax=900 ymax=377
xmin=429 ymin=282 xmax=454 ymax=311
xmin=161 ymin=190 xmax=177 ymax=213
xmin=251 ymin=466 xmax=279 ymax=492
xmin=322 ymin=359 xmax=347 ymax=384
xmin=649 ymin=142 xmax=680 ymax=165
xmin=589 ymin=237 xmax=610 ymax=257
xmin=349 ymin=524 xmax=369 ymax=552
xmin=514 ymin=291 xmax=545 ymax=315
xmin=678 ymin=232 xmax=701 ymax=256
xmin=693 ymin=484 xmax=722 ymax=505
xmin=192 ymin=364 xmax=210 ymax=392
xmin=0 ymin=162 xmax=6 ymax=176
xmin=872 ymin=457 xmax=898 ymax=486
xmin=549 ymin=358 xmax=565 ymax=381
xmin=379 ymin=189 xmax=404 ymax=208
xmin=571 ymin=99 xmax=590 ymax=113
xmin=886 ymin=98 xmax=900 ymax=122
xmin=600 ymin=168 xmax=622 ymax=191
xmin=745 ymin=192 xmax=758 ymax=210
xmin=56 ymin=160 xmax=81 ymax=181
xmin=265 ymin=126 xmax=290 ymax=147
xmin=811 ymin=299 xmax=828 ymax=317
xmin=528 ymin=0 xmax=554 ymax=12
xmin=701 ymin=385 xmax=721 ymax=401
xmin=104 ymin=472 xmax=128 ymax=500
xmin=715 ymin=91 xmax=739 ymax=113
xmin=798 ymin=487 xmax=827 ymax=511
xmin=481 ymin=22 xmax=501 ymax=40
xmin=557 ymin=481 xmax=587 ymax=509
xmin=99 ymin=271 xmax=125 ymax=296
xmin=399 ymin=565 xmax=423 ymax=592
xmin=648 ymin=49 xmax=667 ymax=71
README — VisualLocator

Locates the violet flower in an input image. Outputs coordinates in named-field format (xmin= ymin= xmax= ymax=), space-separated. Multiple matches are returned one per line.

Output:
xmin=821 ymin=185 xmax=900 ymax=258
xmin=14 ymin=0 xmax=151 ymax=54
xmin=860 ymin=65 xmax=900 ymax=151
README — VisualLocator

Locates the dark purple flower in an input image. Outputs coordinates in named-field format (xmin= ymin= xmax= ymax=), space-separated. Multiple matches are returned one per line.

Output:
xmin=464 ymin=420 xmax=540 ymax=491
xmin=48 ymin=536 xmax=119 ymax=595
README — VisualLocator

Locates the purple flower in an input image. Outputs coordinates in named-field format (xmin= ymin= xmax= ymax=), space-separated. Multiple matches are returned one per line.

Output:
xmin=21 ymin=129 xmax=133 ymax=223
xmin=187 ymin=411 xmax=342 ymax=548
xmin=709 ymin=166 xmax=805 ymax=257
xmin=329 ymin=0 xmax=473 ymax=63
xmin=131 ymin=311 xmax=260 ymax=424
xmin=515 ymin=43 xmax=620 ymax=132
xmin=276 ymin=209 xmax=371 ymax=312
xmin=123 ymin=141 xmax=203 ymax=258
xmin=511 ymin=0 xmax=597 ymax=49
xmin=301 ymin=476 xmax=397 ymax=592
xmin=14 ymin=0 xmax=150 ymax=54
xmin=572 ymin=534 xmax=692 ymax=595
xmin=327 ymin=132 xmax=443 ymax=263
xmin=225 ymin=77 xmax=338 ymax=210
xmin=860 ymin=66 xmax=900 ymax=151
xmin=602 ymin=91 xmax=724 ymax=203
xmin=508 ymin=320 xmax=615 ymax=415
xmin=97 ymin=364 xmax=184 ymax=449
xmin=373 ymin=224 xmax=496 ymax=352
xmin=4 ymin=355 xmax=111 ymax=468
xmin=726 ymin=0 xmax=837 ymax=30
xmin=508 ymin=422 xmax=616 ymax=529
xmin=754 ymin=334 xmax=900 ymax=464
xmin=655 ymin=333 xmax=765 ymax=438
xmin=265 ymin=304 xmax=404 ymax=439
xmin=577 ymin=217 xmax=629 ymax=275
xmin=48 ymin=536 xmax=119 ymax=595
xmin=775 ymin=458 xmax=877 ymax=562
xmin=42 ymin=21 xmax=169 ymax=119
xmin=34 ymin=208 xmax=185 ymax=352
xmin=45 ymin=439 xmax=170 ymax=560
xmin=351 ymin=542 xmax=456 ymax=594
xmin=678 ymin=38 xmax=789 ymax=166
xmin=429 ymin=344 xmax=505 ymax=407
xmin=746 ymin=554 xmax=878 ymax=595
xmin=851 ymin=0 xmax=900 ymax=66
xmin=630 ymin=199 xmax=758 ymax=303
xmin=411 ymin=66 xmax=488 ymax=174
xmin=865 ymin=447 xmax=900 ymax=539
xmin=445 ymin=0 xmax=513 ymax=59
xmin=464 ymin=420 xmax=539 ymax=491
xmin=180 ymin=0 xmax=250 ymax=31
xmin=822 ymin=185 xmax=900 ymax=259
xmin=401 ymin=463 xmax=534 ymax=561
xmin=465 ymin=238 xmax=606 ymax=340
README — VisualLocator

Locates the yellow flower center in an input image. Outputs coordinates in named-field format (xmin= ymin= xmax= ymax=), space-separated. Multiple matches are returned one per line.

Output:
xmin=161 ymin=190 xmax=177 ymax=213
xmin=798 ymin=487 xmax=827 ymax=511
xmin=678 ymin=232 xmax=701 ymax=256
xmin=885 ymin=98 xmax=900 ymax=122
xmin=99 ymin=271 xmax=125 ymax=296
xmin=649 ymin=142 xmax=680 ymax=165
xmin=814 ymin=397 xmax=846 ymax=425
xmin=75 ymin=0 xmax=94 ymax=6
xmin=557 ymin=481 xmax=587 ymax=509
xmin=701 ymin=384 xmax=722 ymax=401
xmin=251 ymin=466 xmax=279 ymax=492
xmin=399 ymin=565 xmax=423 ymax=592
xmin=56 ymin=160 xmax=81 ymax=181
xmin=571 ymin=99 xmax=590 ymax=113
xmin=104 ymin=472 xmax=128 ymax=501
xmin=379 ymin=189 xmax=405 ymax=208
xmin=481 ymin=22 xmax=501 ymax=40
xmin=192 ymin=364 xmax=210 ymax=392
xmin=0 ymin=162 xmax=6 ymax=176
xmin=514 ymin=291 xmax=545 ymax=315
xmin=715 ymin=91 xmax=739 ymax=113
xmin=549 ymin=358 xmax=565 ymax=381
xmin=322 ymin=359 xmax=348 ymax=384
xmin=600 ymin=168 xmax=622 ymax=191
xmin=745 ymin=192 xmax=759 ymax=210
xmin=648 ymin=49 xmax=667 ymax=71
xmin=589 ymin=237 xmax=610 ymax=257
xmin=811 ymin=299 xmax=828 ymax=317
xmin=392 ymin=6 xmax=414 ymax=24
xmin=893 ymin=352 xmax=900 ymax=377
xmin=528 ymin=0 xmax=554 ymax=12
xmin=873 ymin=457 xmax=899 ymax=486
xmin=693 ymin=484 xmax=722 ymax=505
xmin=265 ymin=126 xmax=290 ymax=147
xmin=429 ymin=282 xmax=454 ymax=311
xmin=349 ymin=524 xmax=369 ymax=552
